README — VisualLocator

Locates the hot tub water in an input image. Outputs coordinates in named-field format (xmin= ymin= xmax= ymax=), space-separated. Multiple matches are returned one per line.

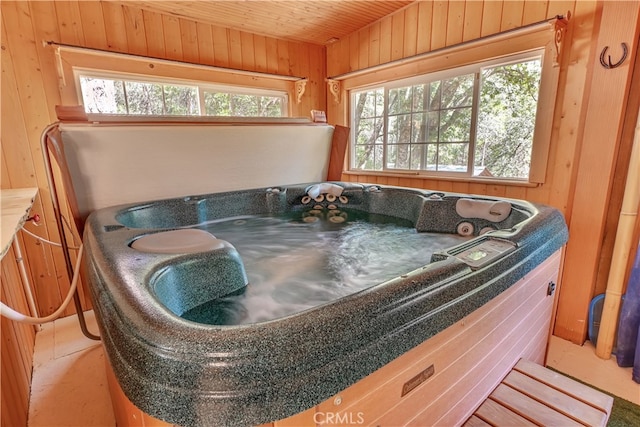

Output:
xmin=182 ymin=209 xmax=471 ymax=325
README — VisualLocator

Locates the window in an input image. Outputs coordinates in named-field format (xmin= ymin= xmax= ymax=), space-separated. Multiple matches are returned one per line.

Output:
xmin=78 ymin=71 xmax=288 ymax=117
xmin=351 ymin=52 xmax=544 ymax=181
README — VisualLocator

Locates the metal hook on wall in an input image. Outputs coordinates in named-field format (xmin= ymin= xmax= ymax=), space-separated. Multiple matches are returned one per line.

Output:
xmin=600 ymin=43 xmax=629 ymax=69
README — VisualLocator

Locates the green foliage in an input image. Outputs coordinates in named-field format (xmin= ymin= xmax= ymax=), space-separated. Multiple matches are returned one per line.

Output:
xmin=204 ymin=92 xmax=283 ymax=117
xmin=475 ymin=60 xmax=541 ymax=178
xmin=79 ymin=76 xmax=285 ymax=118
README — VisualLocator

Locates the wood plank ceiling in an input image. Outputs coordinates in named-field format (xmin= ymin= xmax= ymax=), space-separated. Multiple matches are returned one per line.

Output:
xmin=113 ymin=1 xmax=415 ymax=45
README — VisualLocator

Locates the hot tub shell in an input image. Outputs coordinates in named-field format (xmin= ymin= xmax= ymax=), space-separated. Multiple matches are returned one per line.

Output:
xmin=83 ymin=183 xmax=568 ymax=426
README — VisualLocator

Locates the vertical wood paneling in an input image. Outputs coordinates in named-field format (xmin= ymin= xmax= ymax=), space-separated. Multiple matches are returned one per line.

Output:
xmin=368 ymin=21 xmax=381 ymax=65
xmin=212 ymin=26 xmax=229 ymax=66
xmin=389 ymin=10 xmax=404 ymax=61
xmin=446 ymin=1 xmax=466 ymax=46
xmin=463 ymin=1 xmax=483 ymax=42
xmin=78 ymin=1 xmax=107 ymax=48
xmin=54 ymin=1 xmax=85 ymax=45
xmin=196 ymin=22 xmax=214 ymax=66
xmin=240 ymin=32 xmax=255 ymax=70
xmin=102 ymin=2 xmax=128 ymax=52
xmin=555 ymin=1 xmax=640 ymax=343
xmin=1 ymin=248 xmax=36 ymax=427
xmin=1 ymin=3 xmax=69 ymax=320
xmin=480 ymin=1 xmax=504 ymax=37
xmin=358 ymin=28 xmax=370 ymax=70
xmin=547 ymin=0 xmax=576 ymax=19
xmin=403 ymin=6 xmax=418 ymax=58
xmin=143 ymin=9 xmax=165 ymax=57
xmin=253 ymin=35 xmax=267 ymax=72
xmin=122 ymin=6 xmax=147 ymax=56
xmin=265 ymin=37 xmax=279 ymax=74
xmin=349 ymin=32 xmax=359 ymax=72
xmin=379 ymin=15 xmax=392 ymax=64
xmin=227 ymin=29 xmax=243 ymax=69
xmin=276 ymin=39 xmax=290 ymax=75
xmin=416 ymin=2 xmax=433 ymax=54
xmin=180 ymin=18 xmax=200 ymax=64
xmin=501 ymin=1 xmax=525 ymax=31
xmin=523 ymin=0 xmax=550 ymax=25
xmin=431 ymin=1 xmax=449 ymax=49
xmin=162 ymin=15 xmax=183 ymax=60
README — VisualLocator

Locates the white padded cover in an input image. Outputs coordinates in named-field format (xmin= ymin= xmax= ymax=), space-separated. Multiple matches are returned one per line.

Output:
xmin=58 ymin=123 xmax=334 ymax=219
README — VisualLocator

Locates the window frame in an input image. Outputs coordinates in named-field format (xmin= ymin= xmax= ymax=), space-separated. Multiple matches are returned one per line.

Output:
xmin=74 ymin=68 xmax=289 ymax=117
xmin=340 ymin=25 xmax=561 ymax=184
xmin=54 ymin=45 xmax=298 ymax=119
xmin=350 ymin=50 xmax=545 ymax=180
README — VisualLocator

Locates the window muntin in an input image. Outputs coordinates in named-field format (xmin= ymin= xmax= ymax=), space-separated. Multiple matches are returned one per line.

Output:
xmin=77 ymin=71 xmax=287 ymax=117
xmin=350 ymin=52 xmax=543 ymax=180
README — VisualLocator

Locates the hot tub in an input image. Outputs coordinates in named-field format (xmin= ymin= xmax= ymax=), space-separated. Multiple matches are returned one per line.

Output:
xmin=82 ymin=182 xmax=567 ymax=426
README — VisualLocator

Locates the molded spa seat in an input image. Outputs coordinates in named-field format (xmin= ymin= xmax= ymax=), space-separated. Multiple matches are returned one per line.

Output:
xmin=131 ymin=229 xmax=225 ymax=254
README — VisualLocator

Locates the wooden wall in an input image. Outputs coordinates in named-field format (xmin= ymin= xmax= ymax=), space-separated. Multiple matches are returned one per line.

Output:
xmin=326 ymin=0 xmax=640 ymax=346
xmin=0 ymin=2 xmax=325 ymax=426
xmin=2 ymin=1 xmax=639 ymax=426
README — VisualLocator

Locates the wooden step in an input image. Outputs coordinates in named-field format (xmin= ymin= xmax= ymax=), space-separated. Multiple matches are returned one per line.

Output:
xmin=464 ymin=359 xmax=614 ymax=427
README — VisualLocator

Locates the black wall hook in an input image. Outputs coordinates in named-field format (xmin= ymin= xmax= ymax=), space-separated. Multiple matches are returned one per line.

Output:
xmin=600 ymin=43 xmax=628 ymax=69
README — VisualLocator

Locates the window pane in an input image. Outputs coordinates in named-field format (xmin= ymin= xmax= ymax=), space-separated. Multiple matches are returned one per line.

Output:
xmin=259 ymin=96 xmax=284 ymax=117
xmin=387 ymin=114 xmax=412 ymax=145
xmin=389 ymin=87 xmax=412 ymax=115
xmin=204 ymin=92 xmax=283 ymax=117
xmin=163 ymin=85 xmax=198 ymax=115
xmin=204 ymin=92 xmax=231 ymax=115
xmin=439 ymin=106 xmax=472 ymax=142
xmin=412 ymin=84 xmax=426 ymax=111
xmin=426 ymin=144 xmax=437 ymax=171
xmin=353 ymin=89 xmax=384 ymax=169
xmin=438 ymin=143 xmax=469 ymax=172
xmin=410 ymin=144 xmax=426 ymax=170
xmin=355 ymin=144 xmax=383 ymax=170
xmin=412 ymin=113 xmax=427 ymax=143
xmin=355 ymin=89 xmax=383 ymax=118
xmin=441 ymin=74 xmax=474 ymax=108
xmin=355 ymin=118 xmax=383 ymax=145
xmin=387 ymin=144 xmax=411 ymax=169
xmin=125 ymin=81 xmax=164 ymax=115
xmin=475 ymin=58 xmax=541 ymax=179
xmin=79 ymin=77 xmax=126 ymax=114
xmin=428 ymin=81 xmax=441 ymax=110
xmin=426 ymin=112 xmax=439 ymax=142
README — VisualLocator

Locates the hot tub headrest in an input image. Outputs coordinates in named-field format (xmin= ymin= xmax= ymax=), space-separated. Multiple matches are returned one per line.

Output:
xmin=455 ymin=198 xmax=512 ymax=223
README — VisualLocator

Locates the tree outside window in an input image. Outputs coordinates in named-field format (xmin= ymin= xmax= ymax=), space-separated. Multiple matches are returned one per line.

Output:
xmin=78 ymin=74 xmax=286 ymax=118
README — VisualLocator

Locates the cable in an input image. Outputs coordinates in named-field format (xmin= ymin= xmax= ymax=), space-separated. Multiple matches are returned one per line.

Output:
xmin=0 ymin=244 xmax=83 ymax=324
xmin=20 ymin=225 xmax=81 ymax=250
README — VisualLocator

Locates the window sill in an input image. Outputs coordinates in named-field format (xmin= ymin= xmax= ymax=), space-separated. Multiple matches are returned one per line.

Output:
xmin=343 ymin=170 xmax=540 ymax=188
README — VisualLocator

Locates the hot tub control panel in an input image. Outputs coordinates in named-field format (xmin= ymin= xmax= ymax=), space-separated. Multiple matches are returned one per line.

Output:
xmin=454 ymin=238 xmax=517 ymax=269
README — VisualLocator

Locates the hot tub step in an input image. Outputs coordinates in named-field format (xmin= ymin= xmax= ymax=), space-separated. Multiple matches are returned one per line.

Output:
xmin=464 ymin=359 xmax=614 ymax=427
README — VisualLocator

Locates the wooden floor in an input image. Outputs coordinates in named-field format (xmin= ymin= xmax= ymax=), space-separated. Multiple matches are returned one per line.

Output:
xmin=464 ymin=359 xmax=613 ymax=426
xmin=27 ymin=312 xmax=640 ymax=426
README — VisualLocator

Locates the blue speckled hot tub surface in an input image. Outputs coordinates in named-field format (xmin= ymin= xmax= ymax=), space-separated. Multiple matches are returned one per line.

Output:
xmin=83 ymin=183 xmax=568 ymax=427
